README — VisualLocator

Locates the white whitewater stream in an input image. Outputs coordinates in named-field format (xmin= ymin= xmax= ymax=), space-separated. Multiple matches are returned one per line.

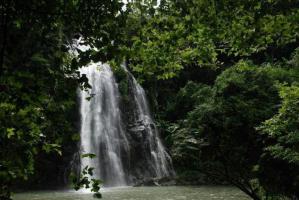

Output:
xmin=79 ymin=63 xmax=129 ymax=186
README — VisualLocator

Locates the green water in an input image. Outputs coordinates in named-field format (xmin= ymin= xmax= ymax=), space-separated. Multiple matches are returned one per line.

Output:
xmin=14 ymin=186 xmax=250 ymax=200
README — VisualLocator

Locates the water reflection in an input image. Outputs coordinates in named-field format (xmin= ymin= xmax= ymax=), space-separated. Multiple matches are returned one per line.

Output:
xmin=14 ymin=186 xmax=249 ymax=200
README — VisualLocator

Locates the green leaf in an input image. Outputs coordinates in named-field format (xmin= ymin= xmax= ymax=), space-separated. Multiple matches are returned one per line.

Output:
xmin=81 ymin=153 xmax=96 ymax=159
xmin=71 ymin=133 xmax=81 ymax=141
xmin=7 ymin=128 xmax=15 ymax=139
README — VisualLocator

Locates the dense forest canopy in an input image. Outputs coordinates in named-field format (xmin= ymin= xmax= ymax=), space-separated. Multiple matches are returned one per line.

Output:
xmin=1 ymin=0 xmax=299 ymax=200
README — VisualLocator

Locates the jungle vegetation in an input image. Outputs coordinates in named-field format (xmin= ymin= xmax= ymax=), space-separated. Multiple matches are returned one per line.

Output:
xmin=1 ymin=0 xmax=299 ymax=200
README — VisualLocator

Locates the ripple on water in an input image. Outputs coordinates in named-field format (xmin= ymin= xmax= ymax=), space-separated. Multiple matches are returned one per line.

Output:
xmin=13 ymin=186 xmax=250 ymax=200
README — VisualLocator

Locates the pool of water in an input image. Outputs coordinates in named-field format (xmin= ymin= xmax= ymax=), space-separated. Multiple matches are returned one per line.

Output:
xmin=13 ymin=186 xmax=249 ymax=200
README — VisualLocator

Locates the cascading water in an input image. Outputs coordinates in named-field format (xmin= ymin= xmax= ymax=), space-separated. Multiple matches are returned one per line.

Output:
xmin=79 ymin=63 xmax=129 ymax=186
xmin=123 ymin=66 xmax=174 ymax=179
xmin=79 ymin=62 xmax=174 ymax=187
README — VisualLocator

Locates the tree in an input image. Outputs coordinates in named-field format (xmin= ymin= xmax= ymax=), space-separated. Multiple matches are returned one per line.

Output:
xmin=166 ymin=61 xmax=297 ymax=199
xmin=122 ymin=1 xmax=299 ymax=198
xmin=123 ymin=0 xmax=299 ymax=82
xmin=0 ymin=0 xmax=127 ymax=199
xmin=258 ymin=84 xmax=299 ymax=199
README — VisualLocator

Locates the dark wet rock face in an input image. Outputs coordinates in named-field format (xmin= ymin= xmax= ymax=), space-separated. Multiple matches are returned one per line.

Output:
xmin=117 ymin=66 xmax=175 ymax=184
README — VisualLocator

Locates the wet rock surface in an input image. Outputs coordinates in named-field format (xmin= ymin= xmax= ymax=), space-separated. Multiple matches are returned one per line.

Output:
xmin=105 ymin=65 xmax=175 ymax=185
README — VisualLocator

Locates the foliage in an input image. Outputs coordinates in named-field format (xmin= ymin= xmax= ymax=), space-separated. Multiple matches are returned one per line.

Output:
xmin=111 ymin=62 xmax=130 ymax=103
xmin=165 ymin=82 xmax=213 ymax=120
xmin=164 ymin=61 xmax=298 ymax=199
xmin=163 ymin=82 xmax=214 ymax=170
xmin=123 ymin=1 xmax=299 ymax=199
xmin=257 ymin=85 xmax=299 ymax=198
xmin=0 ymin=0 xmax=127 ymax=199
xmin=71 ymin=154 xmax=102 ymax=198
xmin=1 ymin=0 xmax=299 ymax=199
xmin=123 ymin=0 xmax=299 ymax=82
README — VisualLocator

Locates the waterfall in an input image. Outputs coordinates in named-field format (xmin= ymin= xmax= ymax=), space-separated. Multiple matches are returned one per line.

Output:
xmin=79 ymin=62 xmax=174 ymax=187
xmin=123 ymin=66 xmax=174 ymax=179
xmin=79 ymin=63 xmax=129 ymax=186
